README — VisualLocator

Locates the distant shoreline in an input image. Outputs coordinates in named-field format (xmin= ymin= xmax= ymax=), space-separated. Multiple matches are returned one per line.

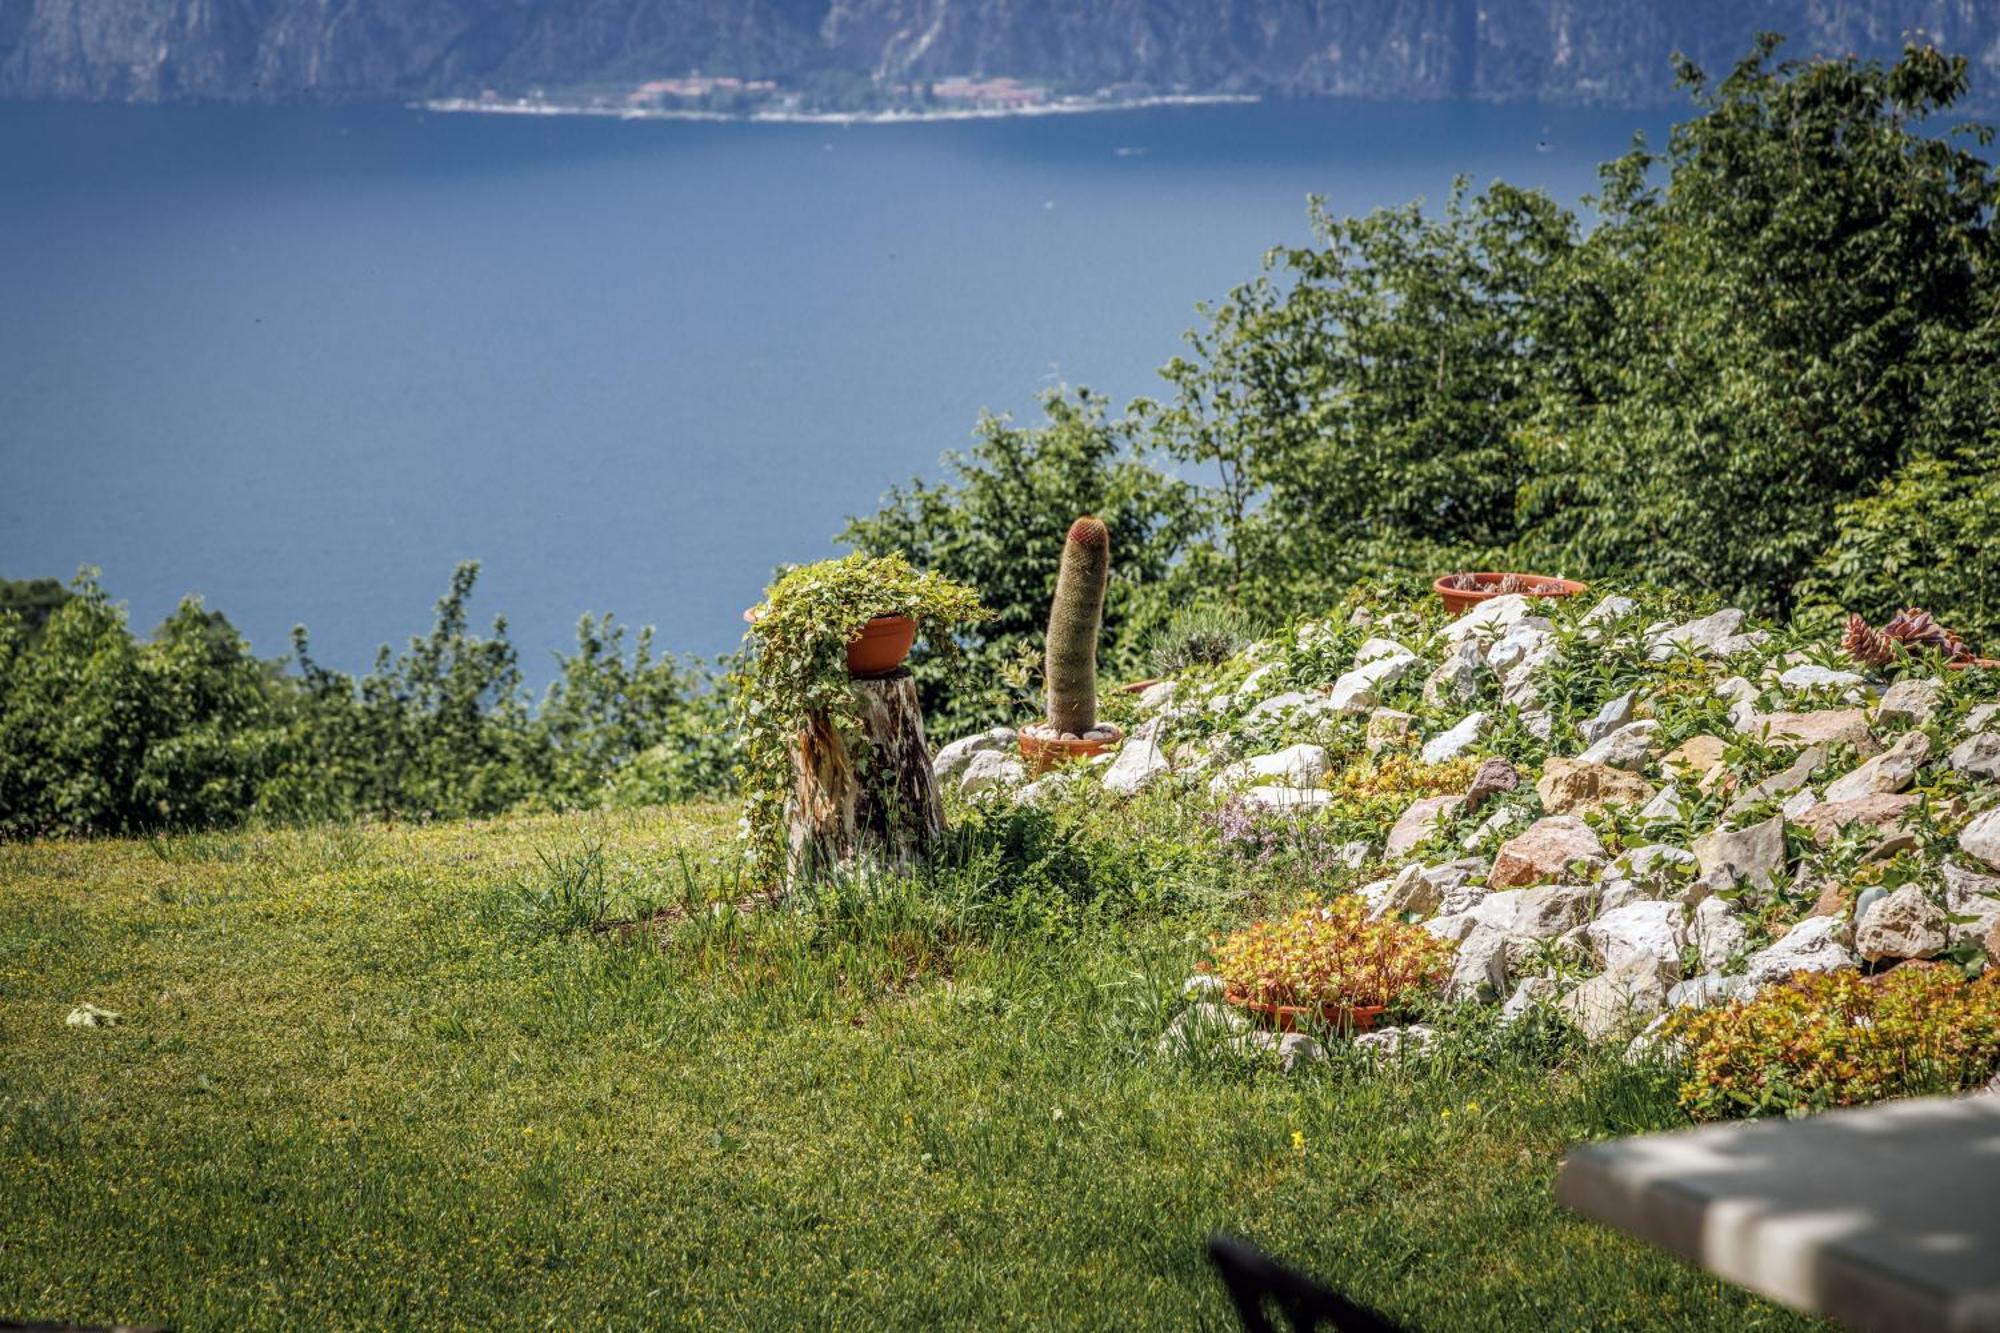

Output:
xmin=414 ymin=92 xmax=1261 ymax=126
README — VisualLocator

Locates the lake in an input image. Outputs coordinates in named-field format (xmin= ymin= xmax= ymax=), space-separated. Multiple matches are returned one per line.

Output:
xmin=0 ymin=97 xmax=1664 ymax=679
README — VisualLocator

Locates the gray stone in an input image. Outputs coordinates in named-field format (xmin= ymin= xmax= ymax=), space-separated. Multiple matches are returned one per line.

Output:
xmin=1873 ymin=677 xmax=1940 ymax=726
xmin=935 ymin=727 xmax=1016 ymax=781
xmin=1794 ymin=793 xmax=1925 ymax=847
xmin=1488 ymin=623 xmax=1554 ymax=686
xmin=1966 ymin=703 xmax=2000 ymax=734
xmin=1578 ymin=719 xmax=1660 ymax=771
xmin=1581 ymin=692 xmax=1638 ymax=745
xmin=1949 ymin=730 xmax=2000 ymax=782
xmin=1639 ymin=783 xmax=1684 ymax=822
xmin=1959 ymin=808 xmax=2000 ymax=873
xmin=1743 ymin=916 xmax=1859 ymax=985
xmin=1561 ymin=956 xmax=1671 ymax=1041
xmin=1822 ymin=730 xmax=1932 ymax=804
xmin=1693 ymin=816 xmax=1786 ymax=893
xmin=1505 ymin=883 xmax=1600 ymax=940
xmin=1422 ymin=711 xmax=1489 ymax=764
xmin=1581 ymin=595 xmax=1638 ymax=628
xmin=1214 ymin=743 xmax=1329 ymax=792
xmin=1854 ymin=883 xmax=1947 ymax=962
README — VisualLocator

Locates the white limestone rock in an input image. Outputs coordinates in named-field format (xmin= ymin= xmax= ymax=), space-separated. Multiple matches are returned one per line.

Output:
xmin=1743 ymin=916 xmax=1859 ymax=985
xmin=1560 ymin=956 xmax=1670 ymax=1042
xmin=1949 ymin=730 xmax=2000 ymax=782
xmin=1580 ymin=692 xmax=1637 ymax=746
xmin=1586 ymin=900 xmax=1687 ymax=977
xmin=935 ymin=727 xmax=1016 ymax=782
xmin=1822 ymin=730 xmax=1932 ymax=804
xmin=1853 ymin=883 xmax=1947 ymax=962
xmin=1693 ymin=816 xmax=1786 ymax=893
xmin=1688 ymin=895 xmax=1750 ymax=974
xmin=1648 ymin=609 xmax=1747 ymax=661
xmin=1444 ymin=594 xmax=1535 ymax=643
xmin=959 ymin=749 xmax=1027 ymax=795
xmin=1607 ymin=844 xmax=1699 ymax=899
xmin=1578 ymin=719 xmax=1660 ymax=772
xmin=1942 ymin=862 xmax=2000 ymax=947
xmin=1957 ymin=807 xmax=2000 ymax=873
xmin=1778 ymin=664 xmax=1870 ymax=696
xmin=1873 ymin=677 xmax=1940 ymax=726
xmin=1244 ymin=691 xmax=1335 ymax=725
xmin=1328 ymin=640 xmax=1419 ymax=713
xmin=1241 ymin=785 xmax=1334 ymax=811
xmin=1422 ymin=711 xmax=1489 ymax=764
xmin=1210 ymin=743 xmax=1329 ymax=793
xmin=1423 ymin=638 xmax=1489 ymax=707
xmin=1101 ymin=735 xmax=1171 ymax=796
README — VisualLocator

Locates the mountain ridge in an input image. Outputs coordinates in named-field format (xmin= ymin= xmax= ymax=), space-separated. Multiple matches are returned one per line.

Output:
xmin=1 ymin=1 xmax=1995 ymax=108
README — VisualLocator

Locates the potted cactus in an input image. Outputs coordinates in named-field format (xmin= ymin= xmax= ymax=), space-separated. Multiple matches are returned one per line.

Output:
xmin=1019 ymin=516 xmax=1124 ymax=772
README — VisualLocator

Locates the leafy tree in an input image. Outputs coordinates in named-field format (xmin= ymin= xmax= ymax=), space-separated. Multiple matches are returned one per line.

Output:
xmin=1516 ymin=38 xmax=2000 ymax=612
xmin=0 ymin=577 xmax=71 ymax=647
xmin=838 ymin=388 xmax=1201 ymax=734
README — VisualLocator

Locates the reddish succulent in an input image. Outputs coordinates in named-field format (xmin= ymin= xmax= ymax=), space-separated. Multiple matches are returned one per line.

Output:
xmin=1843 ymin=607 xmax=1974 ymax=667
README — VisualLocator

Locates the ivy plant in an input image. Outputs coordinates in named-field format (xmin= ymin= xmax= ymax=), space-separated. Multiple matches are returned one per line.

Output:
xmin=734 ymin=553 xmax=990 ymax=881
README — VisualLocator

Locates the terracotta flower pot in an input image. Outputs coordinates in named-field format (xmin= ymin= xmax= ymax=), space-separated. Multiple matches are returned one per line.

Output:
xmin=1433 ymin=572 xmax=1589 ymax=617
xmin=843 ymin=615 xmax=916 ymax=678
xmin=742 ymin=607 xmax=916 ymax=679
xmin=1224 ymin=988 xmax=1386 ymax=1035
xmin=1018 ymin=724 xmax=1123 ymax=775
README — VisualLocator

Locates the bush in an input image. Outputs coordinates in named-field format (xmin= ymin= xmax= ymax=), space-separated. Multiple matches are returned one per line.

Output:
xmin=1660 ymin=966 xmax=2000 ymax=1120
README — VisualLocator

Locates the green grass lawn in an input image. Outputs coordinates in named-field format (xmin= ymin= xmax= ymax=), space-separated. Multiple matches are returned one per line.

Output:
xmin=0 ymin=807 xmax=1815 ymax=1330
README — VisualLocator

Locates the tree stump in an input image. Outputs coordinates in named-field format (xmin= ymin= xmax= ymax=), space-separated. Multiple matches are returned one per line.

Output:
xmin=785 ymin=669 xmax=944 ymax=886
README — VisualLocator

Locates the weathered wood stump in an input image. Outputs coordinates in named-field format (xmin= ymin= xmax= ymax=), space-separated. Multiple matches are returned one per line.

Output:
xmin=785 ymin=669 xmax=944 ymax=886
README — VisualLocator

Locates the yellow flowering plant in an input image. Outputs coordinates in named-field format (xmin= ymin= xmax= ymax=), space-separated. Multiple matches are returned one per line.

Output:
xmin=1208 ymin=895 xmax=1453 ymax=1011
xmin=1660 ymin=965 xmax=2000 ymax=1119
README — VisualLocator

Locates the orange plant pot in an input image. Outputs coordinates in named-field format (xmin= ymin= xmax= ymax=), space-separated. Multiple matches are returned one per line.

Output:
xmin=844 ymin=615 xmax=916 ymax=678
xmin=1224 ymin=989 xmax=1387 ymax=1035
xmin=1018 ymin=726 xmax=1122 ymax=775
xmin=742 ymin=608 xmax=916 ymax=679
xmin=1433 ymin=572 xmax=1589 ymax=617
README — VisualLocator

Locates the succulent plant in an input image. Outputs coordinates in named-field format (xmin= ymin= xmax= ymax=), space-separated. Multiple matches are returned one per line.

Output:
xmin=1842 ymin=607 xmax=1975 ymax=667
xmin=1045 ymin=516 xmax=1110 ymax=734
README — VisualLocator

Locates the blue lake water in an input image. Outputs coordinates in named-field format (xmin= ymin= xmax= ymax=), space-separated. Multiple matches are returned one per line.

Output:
xmin=0 ymin=98 xmax=1665 ymax=679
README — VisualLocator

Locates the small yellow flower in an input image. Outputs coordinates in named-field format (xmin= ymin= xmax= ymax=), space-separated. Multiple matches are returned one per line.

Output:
xmin=1464 ymin=1101 xmax=1481 ymax=1115
xmin=522 ymin=1126 xmax=534 ymax=1136
xmin=1440 ymin=1107 xmax=1452 ymax=1120
xmin=1290 ymin=1130 xmax=1305 ymax=1152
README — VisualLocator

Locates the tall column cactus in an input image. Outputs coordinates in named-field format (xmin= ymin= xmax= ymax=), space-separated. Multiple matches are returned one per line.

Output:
xmin=1045 ymin=516 xmax=1110 ymax=735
